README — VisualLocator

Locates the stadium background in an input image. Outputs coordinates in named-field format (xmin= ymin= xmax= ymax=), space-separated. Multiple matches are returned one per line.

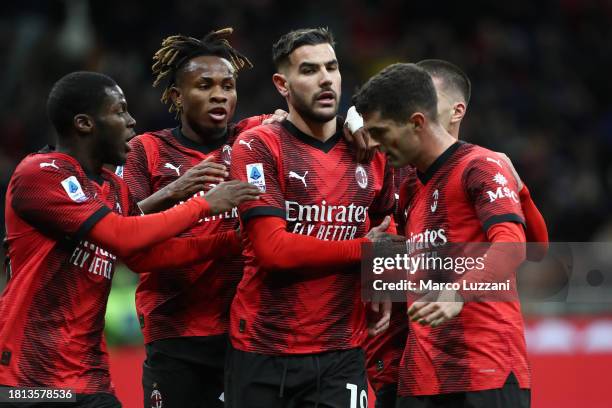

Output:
xmin=1 ymin=0 xmax=611 ymax=407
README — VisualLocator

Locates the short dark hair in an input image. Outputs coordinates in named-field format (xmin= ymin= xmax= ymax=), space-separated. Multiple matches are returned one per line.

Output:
xmin=47 ymin=71 xmax=117 ymax=134
xmin=353 ymin=63 xmax=438 ymax=123
xmin=416 ymin=59 xmax=471 ymax=105
xmin=272 ymin=27 xmax=335 ymax=69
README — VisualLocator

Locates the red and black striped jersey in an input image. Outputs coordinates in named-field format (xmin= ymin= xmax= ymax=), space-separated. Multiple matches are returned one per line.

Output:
xmin=0 ymin=148 xmax=136 ymax=394
xmin=123 ymin=117 xmax=266 ymax=343
xmin=397 ymin=141 xmax=529 ymax=396
xmin=229 ymin=118 xmax=395 ymax=355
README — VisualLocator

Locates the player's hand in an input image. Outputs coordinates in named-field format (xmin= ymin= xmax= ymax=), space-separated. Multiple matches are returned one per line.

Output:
xmin=365 ymin=216 xmax=403 ymax=242
xmin=496 ymin=152 xmax=523 ymax=191
xmin=408 ymin=290 xmax=464 ymax=328
xmin=368 ymin=294 xmax=392 ymax=336
xmin=262 ymin=109 xmax=289 ymax=125
xmin=343 ymin=125 xmax=376 ymax=164
xmin=204 ymin=180 xmax=260 ymax=215
xmin=166 ymin=157 xmax=228 ymax=201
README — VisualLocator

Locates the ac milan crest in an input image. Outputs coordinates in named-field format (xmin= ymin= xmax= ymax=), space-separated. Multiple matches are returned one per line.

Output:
xmin=150 ymin=383 xmax=163 ymax=408
xmin=355 ymin=165 xmax=368 ymax=189
xmin=222 ymin=145 xmax=232 ymax=165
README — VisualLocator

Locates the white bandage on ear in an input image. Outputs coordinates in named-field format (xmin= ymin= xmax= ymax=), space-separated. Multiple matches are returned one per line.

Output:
xmin=345 ymin=106 xmax=364 ymax=133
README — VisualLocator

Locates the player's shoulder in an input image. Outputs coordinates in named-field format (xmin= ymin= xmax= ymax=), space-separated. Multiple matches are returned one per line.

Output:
xmin=233 ymin=122 xmax=283 ymax=151
xmin=129 ymin=128 xmax=174 ymax=148
xmin=16 ymin=148 xmax=82 ymax=177
xmin=460 ymin=143 xmax=509 ymax=171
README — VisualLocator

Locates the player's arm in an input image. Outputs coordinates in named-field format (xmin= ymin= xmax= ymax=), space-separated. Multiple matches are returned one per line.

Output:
xmin=519 ymin=185 xmax=549 ymax=261
xmin=245 ymin=216 xmax=366 ymax=270
xmin=124 ymin=137 xmax=228 ymax=214
xmin=364 ymin=157 xmax=399 ymax=335
xmin=123 ymin=230 xmax=241 ymax=273
xmin=409 ymin=222 xmax=527 ymax=327
xmin=409 ymin=156 xmax=528 ymax=326
xmin=497 ymin=152 xmax=549 ymax=260
xmin=369 ymin=156 xmax=398 ymax=233
xmin=87 ymin=180 xmax=259 ymax=259
xmin=231 ymin=129 xmax=391 ymax=272
xmin=9 ymin=159 xmax=254 ymax=260
xmin=244 ymin=216 xmax=393 ymax=271
xmin=137 ymin=157 xmax=228 ymax=214
xmin=461 ymin=155 xmax=528 ymax=289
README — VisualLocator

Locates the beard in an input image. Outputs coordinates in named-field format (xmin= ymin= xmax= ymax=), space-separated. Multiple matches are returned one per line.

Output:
xmin=289 ymin=85 xmax=339 ymax=123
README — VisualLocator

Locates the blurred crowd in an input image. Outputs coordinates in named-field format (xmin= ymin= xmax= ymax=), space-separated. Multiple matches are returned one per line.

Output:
xmin=1 ymin=0 xmax=611 ymax=243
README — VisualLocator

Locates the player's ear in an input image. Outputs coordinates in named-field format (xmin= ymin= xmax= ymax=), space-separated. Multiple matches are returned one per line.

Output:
xmin=272 ymin=73 xmax=289 ymax=98
xmin=451 ymin=102 xmax=466 ymax=124
xmin=410 ymin=112 xmax=426 ymax=130
xmin=74 ymin=114 xmax=94 ymax=134
xmin=169 ymin=86 xmax=182 ymax=110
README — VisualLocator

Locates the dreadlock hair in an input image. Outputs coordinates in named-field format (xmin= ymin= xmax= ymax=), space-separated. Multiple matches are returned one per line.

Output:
xmin=152 ymin=27 xmax=253 ymax=115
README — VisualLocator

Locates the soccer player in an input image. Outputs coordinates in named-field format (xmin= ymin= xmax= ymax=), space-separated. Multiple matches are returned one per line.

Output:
xmin=357 ymin=59 xmax=548 ymax=407
xmin=122 ymin=28 xmax=286 ymax=408
xmin=355 ymin=63 xmax=531 ymax=407
xmin=226 ymin=28 xmax=396 ymax=408
xmin=0 ymin=71 xmax=259 ymax=407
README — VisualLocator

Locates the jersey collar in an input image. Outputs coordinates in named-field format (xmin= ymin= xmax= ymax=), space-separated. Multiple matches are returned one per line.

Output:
xmin=281 ymin=117 xmax=343 ymax=153
xmin=171 ymin=126 xmax=229 ymax=154
xmin=417 ymin=141 xmax=463 ymax=184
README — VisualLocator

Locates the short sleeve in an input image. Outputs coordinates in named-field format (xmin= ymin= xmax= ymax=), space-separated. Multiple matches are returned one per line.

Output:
xmin=230 ymin=129 xmax=285 ymax=224
xmin=462 ymin=155 xmax=526 ymax=232
xmin=123 ymin=136 xmax=153 ymax=203
xmin=369 ymin=156 xmax=396 ymax=217
xmin=10 ymin=158 xmax=111 ymax=241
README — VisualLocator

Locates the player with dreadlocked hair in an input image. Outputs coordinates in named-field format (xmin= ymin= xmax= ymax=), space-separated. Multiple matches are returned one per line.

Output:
xmin=122 ymin=28 xmax=286 ymax=408
xmin=152 ymin=29 xmax=253 ymax=119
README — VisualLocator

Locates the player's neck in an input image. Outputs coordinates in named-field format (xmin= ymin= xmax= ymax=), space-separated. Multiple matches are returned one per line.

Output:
xmin=180 ymin=121 xmax=227 ymax=145
xmin=415 ymin=129 xmax=456 ymax=173
xmin=286 ymin=111 xmax=337 ymax=142
xmin=56 ymin=142 xmax=103 ymax=175
xmin=449 ymin=123 xmax=461 ymax=140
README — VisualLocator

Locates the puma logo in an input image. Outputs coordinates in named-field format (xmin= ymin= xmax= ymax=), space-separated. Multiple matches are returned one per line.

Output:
xmin=164 ymin=162 xmax=181 ymax=176
xmin=40 ymin=159 xmax=59 ymax=170
xmin=288 ymin=171 xmax=308 ymax=188
xmin=239 ymin=139 xmax=254 ymax=150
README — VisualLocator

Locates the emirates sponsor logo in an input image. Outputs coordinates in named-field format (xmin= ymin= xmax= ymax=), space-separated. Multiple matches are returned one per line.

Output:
xmin=286 ymin=200 xmax=369 ymax=241
xmin=286 ymin=200 xmax=368 ymax=223
xmin=69 ymin=240 xmax=117 ymax=280
xmin=407 ymin=228 xmax=448 ymax=254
